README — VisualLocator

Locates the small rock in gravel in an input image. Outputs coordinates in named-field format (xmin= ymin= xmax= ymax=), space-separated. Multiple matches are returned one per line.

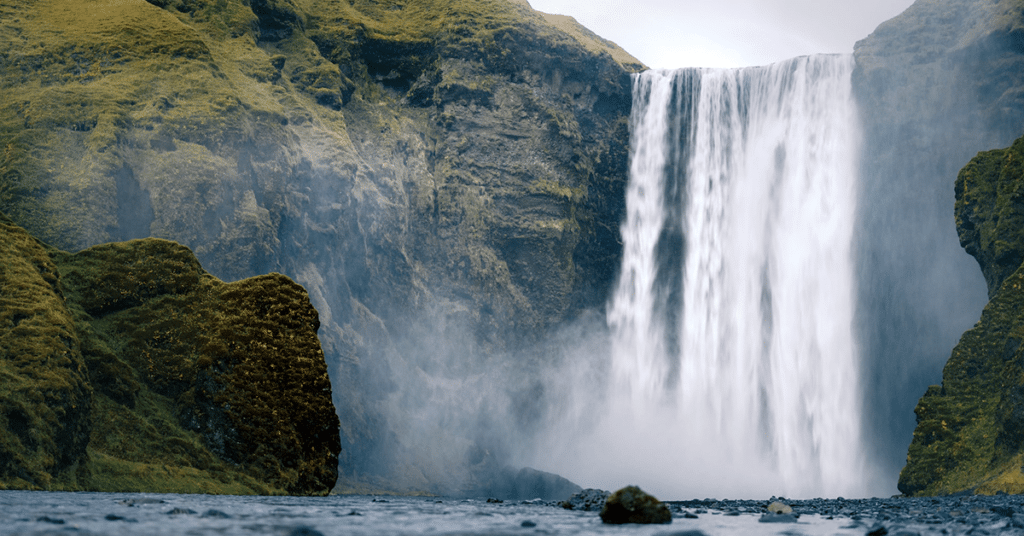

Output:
xmin=521 ymin=520 xmax=537 ymax=527
xmin=866 ymin=524 xmax=888 ymax=536
xmin=166 ymin=508 xmax=197 ymax=515
xmin=560 ymin=488 xmax=610 ymax=511
xmin=992 ymin=505 xmax=1016 ymax=517
xmin=120 ymin=498 xmax=165 ymax=506
xmin=288 ymin=527 xmax=324 ymax=536
xmin=201 ymin=509 xmax=231 ymax=519
xmin=35 ymin=516 xmax=64 ymax=524
xmin=767 ymin=501 xmax=793 ymax=515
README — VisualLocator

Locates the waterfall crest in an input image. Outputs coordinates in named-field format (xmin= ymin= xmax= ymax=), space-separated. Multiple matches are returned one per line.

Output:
xmin=539 ymin=55 xmax=869 ymax=499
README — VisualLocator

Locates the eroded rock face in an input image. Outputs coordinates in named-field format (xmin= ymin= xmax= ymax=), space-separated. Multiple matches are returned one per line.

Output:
xmin=955 ymin=137 xmax=1024 ymax=298
xmin=852 ymin=0 xmax=1024 ymax=480
xmin=0 ymin=214 xmax=340 ymax=495
xmin=899 ymin=135 xmax=1024 ymax=496
xmin=0 ymin=0 xmax=640 ymax=493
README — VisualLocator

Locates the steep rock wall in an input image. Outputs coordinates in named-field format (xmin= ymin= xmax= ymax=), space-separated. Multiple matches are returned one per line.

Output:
xmin=852 ymin=0 xmax=1024 ymax=482
xmin=899 ymin=136 xmax=1024 ymax=496
xmin=0 ymin=0 xmax=640 ymax=493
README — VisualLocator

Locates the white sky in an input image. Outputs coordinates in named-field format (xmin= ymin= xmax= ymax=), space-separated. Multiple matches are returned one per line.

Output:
xmin=527 ymin=0 xmax=917 ymax=68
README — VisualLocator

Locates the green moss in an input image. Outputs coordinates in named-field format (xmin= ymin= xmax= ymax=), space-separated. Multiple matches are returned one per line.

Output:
xmin=53 ymin=238 xmax=340 ymax=495
xmin=955 ymin=136 xmax=1024 ymax=297
xmin=1 ymin=0 xmax=635 ymax=493
xmin=901 ymin=135 xmax=1024 ymax=496
xmin=0 ymin=213 xmax=339 ymax=495
xmin=0 ymin=213 xmax=92 ymax=490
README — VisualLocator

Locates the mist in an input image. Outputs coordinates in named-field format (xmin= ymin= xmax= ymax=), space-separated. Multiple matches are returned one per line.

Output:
xmin=347 ymin=0 xmax=1024 ymax=500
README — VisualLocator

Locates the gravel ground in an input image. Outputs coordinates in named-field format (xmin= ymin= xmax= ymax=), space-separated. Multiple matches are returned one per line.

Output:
xmin=662 ymin=494 xmax=1024 ymax=535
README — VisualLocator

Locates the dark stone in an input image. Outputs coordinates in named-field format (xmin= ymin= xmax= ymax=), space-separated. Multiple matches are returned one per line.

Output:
xmin=758 ymin=513 xmax=798 ymax=523
xmin=599 ymin=486 xmax=672 ymax=525
xmin=561 ymin=488 xmax=610 ymax=511
xmin=866 ymin=524 xmax=888 ymax=536
xmin=167 ymin=508 xmax=197 ymax=515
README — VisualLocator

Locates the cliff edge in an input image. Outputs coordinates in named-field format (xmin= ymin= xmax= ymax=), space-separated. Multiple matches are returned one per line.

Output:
xmin=0 ymin=0 xmax=641 ymax=493
xmin=899 ymin=135 xmax=1024 ymax=496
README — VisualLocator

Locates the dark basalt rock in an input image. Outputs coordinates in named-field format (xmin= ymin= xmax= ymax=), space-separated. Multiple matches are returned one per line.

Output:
xmin=599 ymin=485 xmax=672 ymax=525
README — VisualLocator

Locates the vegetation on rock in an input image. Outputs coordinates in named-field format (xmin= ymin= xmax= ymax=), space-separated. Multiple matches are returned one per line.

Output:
xmin=0 ymin=213 xmax=340 ymax=495
xmin=852 ymin=0 xmax=1024 ymax=479
xmin=0 ymin=0 xmax=641 ymax=494
xmin=899 ymin=135 xmax=1024 ymax=496
xmin=0 ymin=214 xmax=91 ymax=490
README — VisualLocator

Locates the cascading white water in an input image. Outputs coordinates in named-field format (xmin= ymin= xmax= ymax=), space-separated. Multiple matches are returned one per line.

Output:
xmin=537 ymin=55 xmax=870 ymax=499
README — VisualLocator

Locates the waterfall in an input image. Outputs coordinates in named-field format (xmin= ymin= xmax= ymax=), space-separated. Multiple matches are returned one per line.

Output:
xmin=537 ymin=55 xmax=869 ymax=499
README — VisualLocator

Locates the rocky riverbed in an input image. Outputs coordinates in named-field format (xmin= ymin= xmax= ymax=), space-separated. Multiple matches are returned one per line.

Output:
xmin=6 ymin=490 xmax=1024 ymax=535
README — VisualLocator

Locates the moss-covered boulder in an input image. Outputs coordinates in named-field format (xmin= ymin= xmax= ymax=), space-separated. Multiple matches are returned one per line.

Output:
xmin=0 ymin=214 xmax=340 ymax=495
xmin=599 ymin=486 xmax=672 ymax=525
xmin=899 ymin=135 xmax=1024 ymax=496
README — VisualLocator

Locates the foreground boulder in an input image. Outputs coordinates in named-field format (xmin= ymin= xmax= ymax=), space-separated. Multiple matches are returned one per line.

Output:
xmin=599 ymin=485 xmax=672 ymax=524
xmin=0 ymin=213 xmax=341 ymax=494
xmin=899 ymin=135 xmax=1024 ymax=496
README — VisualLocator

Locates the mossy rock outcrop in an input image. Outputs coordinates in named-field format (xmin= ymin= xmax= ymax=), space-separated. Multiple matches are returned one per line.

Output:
xmin=0 ymin=0 xmax=640 ymax=493
xmin=0 ymin=214 xmax=91 ymax=490
xmin=852 ymin=0 xmax=1024 ymax=478
xmin=899 ymin=135 xmax=1024 ymax=496
xmin=0 ymin=213 xmax=340 ymax=495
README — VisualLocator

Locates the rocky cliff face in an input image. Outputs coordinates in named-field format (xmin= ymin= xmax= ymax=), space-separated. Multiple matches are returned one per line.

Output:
xmin=899 ymin=135 xmax=1024 ymax=496
xmin=0 ymin=213 xmax=340 ymax=494
xmin=0 ymin=0 xmax=640 ymax=493
xmin=852 ymin=0 xmax=1024 ymax=481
